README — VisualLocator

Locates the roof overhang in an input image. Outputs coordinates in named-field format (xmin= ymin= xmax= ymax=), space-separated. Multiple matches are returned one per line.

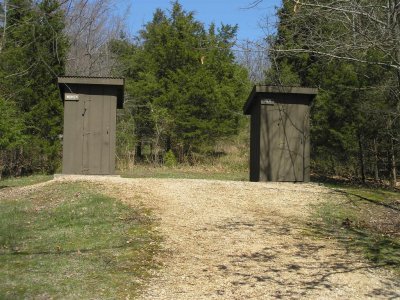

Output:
xmin=58 ymin=76 xmax=125 ymax=109
xmin=243 ymin=85 xmax=318 ymax=115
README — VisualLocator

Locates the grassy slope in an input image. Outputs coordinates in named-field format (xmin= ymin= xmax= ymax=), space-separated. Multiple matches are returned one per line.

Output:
xmin=311 ymin=184 xmax=400 ymax=274
xmin=0 ymin=175 xmax=53 ymax=188
xmin=0 ymin=181 xmax=160 ymax=299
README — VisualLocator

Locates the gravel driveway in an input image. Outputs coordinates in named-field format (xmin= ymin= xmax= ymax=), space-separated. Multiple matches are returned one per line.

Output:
xmin=50 ymin=176 xmax=400 ymax=299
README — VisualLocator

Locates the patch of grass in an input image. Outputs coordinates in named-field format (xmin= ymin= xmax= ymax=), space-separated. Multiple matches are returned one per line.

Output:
xmin=309 ymin=184 xmax=400 ymax=274
xmin=120 ymin=165 xmax=248 ymax=181
xmin=0 ymin=182 xmax=160 ymax=299
xmin=0 ymin=175 xmax=53 ymax=189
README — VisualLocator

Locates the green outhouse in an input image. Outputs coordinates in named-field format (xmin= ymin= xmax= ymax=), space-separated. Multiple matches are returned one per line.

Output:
xmin=58 ymin=76 xmax=124 ymax=175
xmin=244 ymin=86 xmax=317 ymax=182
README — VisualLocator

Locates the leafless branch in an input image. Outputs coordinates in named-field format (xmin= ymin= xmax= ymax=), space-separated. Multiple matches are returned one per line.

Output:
xmin=61 ymin=0 xmax=128 ymax=76
xmin=269 ymin=0 xmax=400 ymax=73
xmin=242 ymin=0 xmax=263 ymax=9
xmin=271 ymin=48 xmax=400 ymax=71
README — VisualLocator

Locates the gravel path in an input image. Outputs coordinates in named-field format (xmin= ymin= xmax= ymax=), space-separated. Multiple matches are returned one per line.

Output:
xmin=20 ymin=176 xmax=400 ymax=298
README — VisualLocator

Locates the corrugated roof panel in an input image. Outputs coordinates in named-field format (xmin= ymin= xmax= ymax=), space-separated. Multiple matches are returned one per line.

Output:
xmin=58 ymin=76 xmax=124 ymax=86
xmin=57 ymin=76 xmax=125 ymax=109
xmin=243 ymin=85 xmax=318 ymax=115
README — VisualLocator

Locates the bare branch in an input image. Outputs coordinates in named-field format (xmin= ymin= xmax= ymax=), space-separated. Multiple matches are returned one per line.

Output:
xmin=293 ymin=1 xmax=387 ymax=27
xmin=242 ymin=0 xmax=263 ymax=9
xmin=271 ymin=48 xmax=400 ymax=70
xmin=270 ymin=0 xmax=400 ymax=73
xmin=61 ymin=0 xmax=127 ymax=76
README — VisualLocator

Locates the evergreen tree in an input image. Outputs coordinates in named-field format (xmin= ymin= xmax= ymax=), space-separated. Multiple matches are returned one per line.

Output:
xmin=112 ymin=1 xmax=250 ymax=163
xmin=0 ymin=0 xmax=67 ymax=176
xmin=0 ymin=97 xmax=25 ymax=179
xmin=267 ymin=0 xmax=396 ymax=181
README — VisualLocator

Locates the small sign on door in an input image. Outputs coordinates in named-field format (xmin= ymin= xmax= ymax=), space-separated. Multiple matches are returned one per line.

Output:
xmin=261 ymin=98 xmax=275 ymax=105
xmin=65 ymin=93 xmax=79 ymax=101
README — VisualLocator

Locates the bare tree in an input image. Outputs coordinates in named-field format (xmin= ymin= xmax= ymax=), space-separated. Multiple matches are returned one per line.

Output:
xmin=268 ymin=1 xmax=400 ymax=72
xmin=0 ymin=0 xmax=6 ymax=53
xmin=61 ymin=0 xmax=127 ymax=76
xmin=236 ymin=39 xmax=270 ymax=83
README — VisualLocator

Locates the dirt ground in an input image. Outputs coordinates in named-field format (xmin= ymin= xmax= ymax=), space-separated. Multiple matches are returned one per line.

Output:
xmin=6 ymin=176 xmax=400 ymax=299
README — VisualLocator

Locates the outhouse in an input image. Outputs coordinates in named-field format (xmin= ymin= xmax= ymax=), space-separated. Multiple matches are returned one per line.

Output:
xmin=58 ymin=76 xmax=124 ymax=175
xmin=243 ymin=86 xmax=317 ymax=182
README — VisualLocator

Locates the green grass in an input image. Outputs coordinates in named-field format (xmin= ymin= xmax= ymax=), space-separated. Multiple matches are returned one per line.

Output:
xmin=310 ymin=184 xmax=400 ymax=273
xmin=0 ymin=182 xmax=160 ymax=299
xmin=0 ymin=175 xmax=53 ymax=188
xmin=119 ymin=165 xmax=248 ymax=181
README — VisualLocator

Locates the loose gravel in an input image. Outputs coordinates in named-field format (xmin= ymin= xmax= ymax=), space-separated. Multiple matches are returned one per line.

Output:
xmin=6 ymin=175 xmax=400 ymax=299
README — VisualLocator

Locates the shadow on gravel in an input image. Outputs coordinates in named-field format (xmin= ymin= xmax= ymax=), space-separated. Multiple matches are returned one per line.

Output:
xmin=214 ymin=219 xmax=400 ymax=299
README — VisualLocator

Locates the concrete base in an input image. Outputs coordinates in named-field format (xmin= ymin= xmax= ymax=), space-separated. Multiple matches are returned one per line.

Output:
xmin=53 ymin=174 xmax=121 ymax=179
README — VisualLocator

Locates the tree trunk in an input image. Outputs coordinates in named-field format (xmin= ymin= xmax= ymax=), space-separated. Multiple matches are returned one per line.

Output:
xmin=0 ymin=150 xmax=4 ymax=180
xmin=135 ymin=141 xmax=142 ymax=161
xmin=373 ymin=138 xmax=379 ymax=181
xmin=166 ymin=136 xmax=172 ymax=152
xmin=390 ymin=137 xmax=397 ymax=187
xmin=394 ymin=0 xmax=400 ymax=187
xmin=0 ymin=0 xmax=6 ymax=53
xmin=358 ymin=132 xmax=366 ymax=183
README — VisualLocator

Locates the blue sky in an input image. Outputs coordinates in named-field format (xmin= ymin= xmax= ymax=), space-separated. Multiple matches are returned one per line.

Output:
xmin=120 ymin=0 xmax=282 ymax=41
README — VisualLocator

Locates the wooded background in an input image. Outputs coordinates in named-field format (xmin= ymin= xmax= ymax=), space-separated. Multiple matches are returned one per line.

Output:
xmin=1 ymin=0 xmax=399 ymax=186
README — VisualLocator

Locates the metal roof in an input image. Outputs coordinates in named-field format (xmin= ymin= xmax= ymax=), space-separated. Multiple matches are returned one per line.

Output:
xmin=58 ymin=76 xmax=125 ymax=109
xmin=243 ymin=85 xmax=318 ymax=115
xmin=58 ymin=76 xmax=124 ymax=86
xmin=58 ymin=76 xmax=124 ymax=78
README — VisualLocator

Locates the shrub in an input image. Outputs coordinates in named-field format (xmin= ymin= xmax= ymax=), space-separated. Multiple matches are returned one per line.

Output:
xmin=164 ymin=150 xmax=177 ymax=167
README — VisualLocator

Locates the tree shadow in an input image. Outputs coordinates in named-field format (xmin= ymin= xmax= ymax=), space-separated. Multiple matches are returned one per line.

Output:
xmin=0 ymin=242 xmax=141 ymax=256
xmin=212 ymin=218 xmax=400 ymax=299
xmin=334 ymin=189 xmax=400 ymax=212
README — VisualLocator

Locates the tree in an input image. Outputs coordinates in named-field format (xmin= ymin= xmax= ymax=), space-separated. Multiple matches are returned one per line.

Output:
xmin=112 ymin=1 xmax=251 ymax=164
xmin=265 ymin=0 xmax=400 ymax=185
xmin=0 ymin=97 xmax=25 ymax=179
xmin=262 ymin=1 xmax=400 ymax=72
xmin=61 ymin=0 xmax=126 ymax=76
xmin=0 ymin=0 xmax=68 ymax=176
xmin=236 ymin=39 xmax=270 ymax=84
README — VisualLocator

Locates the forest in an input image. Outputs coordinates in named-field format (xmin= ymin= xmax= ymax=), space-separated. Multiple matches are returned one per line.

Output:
xmin=1 ymin=0 xmax=400 ymax=187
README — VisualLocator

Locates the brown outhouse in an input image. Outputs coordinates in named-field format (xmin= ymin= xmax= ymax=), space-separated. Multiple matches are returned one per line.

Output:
xmin=244 ymin=86 xmax=317 ymax=182
xmin=58 ymin=76 xmax=124 ymax=175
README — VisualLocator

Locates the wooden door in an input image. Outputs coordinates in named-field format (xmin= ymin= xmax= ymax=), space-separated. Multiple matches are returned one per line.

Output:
xmin=62 ymin=85 xmax=116 ymax=175
xmin=82 ymin=86 xmax=116 ymax=175
xmin=62 ymin=87 xmax=84 ymax=174
xmin=260 ymin=102 xmax=308 ymax=181
xmin=275 ymin=103 xmax=306 ymax=181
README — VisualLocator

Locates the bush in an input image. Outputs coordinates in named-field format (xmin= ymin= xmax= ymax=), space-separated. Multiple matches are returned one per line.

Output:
xmin=164 ymin=150 xmax=177 ymax=167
